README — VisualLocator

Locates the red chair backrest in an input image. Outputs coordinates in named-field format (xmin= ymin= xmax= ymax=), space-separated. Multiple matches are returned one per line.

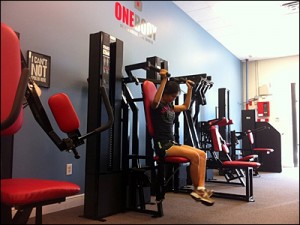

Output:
xmin=142 ymin=80 xmax=157 ymax=137
xmin=1 ymin=23 xmax=24 ymax=135
xmin=210 ymin=126 xmax=222 ymax=152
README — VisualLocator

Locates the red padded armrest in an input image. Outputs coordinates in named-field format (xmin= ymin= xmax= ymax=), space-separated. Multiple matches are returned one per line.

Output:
xmin=223 ymin=161 xmax=261 ymax=169
xmin=253 ymin=147 xmax=274 ymax=154
xmin=48 ymin=93 xmax=80 ymax=133
xmin=1 ymin=178 xmax=80 ymax=206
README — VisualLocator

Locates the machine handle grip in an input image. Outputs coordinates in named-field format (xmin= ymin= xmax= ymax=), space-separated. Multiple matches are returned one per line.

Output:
xmin=71 ymin=148 xmax=80 ymax=159
xmin=170 ymin=77 xmax=195 ymax=87
xmin=147 ymin=64 xmax=171 ymax=77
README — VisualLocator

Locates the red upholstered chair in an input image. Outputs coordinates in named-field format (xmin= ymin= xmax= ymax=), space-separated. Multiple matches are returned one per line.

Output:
xmin=1 ymin=22 xmax=80 ymax=224
xmin=141 ymin=80 xmax=190 ymax=216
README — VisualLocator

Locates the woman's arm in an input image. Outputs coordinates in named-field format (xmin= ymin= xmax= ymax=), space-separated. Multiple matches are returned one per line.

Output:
xmin=174 ymin=80 xmax=194 ymax=112
xmin=151 ymin=69 xmax=168 ymax=109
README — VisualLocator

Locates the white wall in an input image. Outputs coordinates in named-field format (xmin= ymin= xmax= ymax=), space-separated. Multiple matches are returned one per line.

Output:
xmin=243 ymin=55 xmax=299 ymax=167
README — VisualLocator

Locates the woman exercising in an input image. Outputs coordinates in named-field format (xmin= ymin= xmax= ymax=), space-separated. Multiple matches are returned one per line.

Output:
xmin=150 ymin=69 xmax=214 ymax=206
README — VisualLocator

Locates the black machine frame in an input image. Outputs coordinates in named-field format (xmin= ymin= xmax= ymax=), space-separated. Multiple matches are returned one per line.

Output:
xmin=84 ymin=31 xmax=124 ymax=220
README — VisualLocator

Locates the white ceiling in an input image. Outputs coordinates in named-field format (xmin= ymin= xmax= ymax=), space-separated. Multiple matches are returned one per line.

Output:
xmin=173 ymin=1 xmax=299 ymax=61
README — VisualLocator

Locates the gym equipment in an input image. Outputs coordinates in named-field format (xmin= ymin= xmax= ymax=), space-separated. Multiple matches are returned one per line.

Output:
xmin=1 ymin=23 xmax=118 ymax=223
xmin=1 ymin=22 xmax=80 ymax=224
xmin=209 ymin=124 xmax=261 ymax=202
xmin=122 ymin=57 xmax=215 ymax=216
xmin=27 ymin=30 xmax=123 ymax=221
xmin=20 ymin=45 xmax=114 ymax=161
xmin=230 ymin=127 xmax=274 ymax=176
xmin=84 ymin=31 xmax=124 ymax=220
xmin=218 ymin=88 xmax=231 ymax=159
xmin=203 ymin=118 xmax=258 ymax=186
xmin=123 ymin=56 xmax=190 ymax=176
xmin=122 ymin=57 xmax=182 ymax=217
xmin=242 ymin=110 xmax=281 ymax=172
xmin=24 ymin=30 xmax=121 ymax=221
xmin=181 ymin=74 xmax=213 ymax=149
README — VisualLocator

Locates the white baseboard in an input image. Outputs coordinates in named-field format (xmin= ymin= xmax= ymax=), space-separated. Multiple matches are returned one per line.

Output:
xmin=12 ymin=193 xmax=84 ymax=218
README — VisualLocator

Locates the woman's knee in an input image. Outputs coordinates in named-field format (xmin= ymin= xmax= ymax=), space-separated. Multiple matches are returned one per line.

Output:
xmin=190 ymin=152 xmax=201 ymax=164
xmin=198 ymin=150 xmax=206 ymax=158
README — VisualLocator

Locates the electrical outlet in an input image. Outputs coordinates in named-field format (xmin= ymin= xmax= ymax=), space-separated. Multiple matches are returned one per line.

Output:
xmin=66 ymin=163 xmax=72 ymax=175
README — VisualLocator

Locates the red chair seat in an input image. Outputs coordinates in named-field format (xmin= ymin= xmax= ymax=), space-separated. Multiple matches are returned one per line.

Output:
xmin=1 ymin=178 xmax=80 ymax=206
xmin=153 ymin=156 xmax=190 ymax=164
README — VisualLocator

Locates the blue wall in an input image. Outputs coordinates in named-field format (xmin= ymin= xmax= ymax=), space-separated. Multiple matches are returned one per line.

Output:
xmin=1 ymin=1 xmax=242 ymax=192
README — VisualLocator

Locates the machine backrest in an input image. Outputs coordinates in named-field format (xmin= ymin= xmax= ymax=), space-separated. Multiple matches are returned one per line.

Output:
xmin=210 ymin=125 xmax=223 ymax=152
xmin=142 ymin=80 xmax=157 ymax=138
xmin=1 ymin=23 xmax=24 ymax=135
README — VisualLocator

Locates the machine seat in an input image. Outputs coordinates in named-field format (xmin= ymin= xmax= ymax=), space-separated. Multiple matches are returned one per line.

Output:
xmin=1 ymin=178 xmax=80 ymax=206
xmin=153 ymin=155 xmax=190 ymax=164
